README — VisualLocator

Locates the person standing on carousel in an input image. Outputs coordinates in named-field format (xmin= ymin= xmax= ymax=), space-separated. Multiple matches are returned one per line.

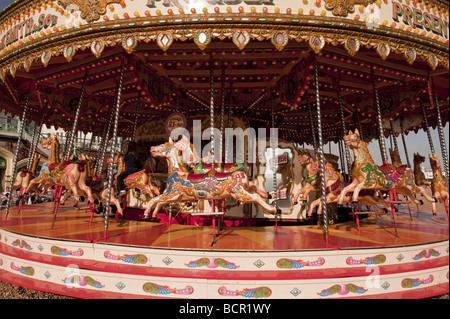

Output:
xmin=116 ymin=140 xmax=140 ymax=197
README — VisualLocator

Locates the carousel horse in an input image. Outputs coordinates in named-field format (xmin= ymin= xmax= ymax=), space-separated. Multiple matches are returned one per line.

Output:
xmin=143 ymin=140 xmax=277 ymax=220
xmin=171 ymin=135 xmax=245 ymax=174
xmin=336 ymin=130 xmax=435 ymax=207
xmin=11 ymin=153 xmax=41 ymax=193
xmin=11 ymin=153 xmax=41 ymax=212
xmin=113 ymin=152 xmax=160 ymax=198
xmin=25 ymin=134 xmax=94 ymax=204
xmin=172 ymin=136 xmax=267 ymax=199
xmin=429 ymin=153 xmax=449 ymax=217
xmin=293 ymin=151 xmax=390 ymax=216
xmin=59 ymin=153 xmax=124 ymax=216
xmin=389 ymin=148 xmax=403 ymax=168
xmin=413 ymin=153 xmax=431 ymax=188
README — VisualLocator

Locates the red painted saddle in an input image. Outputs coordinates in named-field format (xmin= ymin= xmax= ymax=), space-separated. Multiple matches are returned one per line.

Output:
xmin=187 ymin=171 xmax=232 ymax=183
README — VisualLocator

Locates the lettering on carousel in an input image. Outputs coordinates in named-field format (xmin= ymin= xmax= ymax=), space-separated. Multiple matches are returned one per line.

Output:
xmin=392 ymin=1 xmax=448 ymax=39
xmin=1 ymin=13 xmax=59 ymax=49
xmin=146 ymin=0 xmax=276 ymax=8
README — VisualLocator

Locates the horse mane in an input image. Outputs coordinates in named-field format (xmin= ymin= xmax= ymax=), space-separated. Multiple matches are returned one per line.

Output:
xmin=356 ymin=135 xmax=376 ymax=164
xmin=30 ymin=153 xmax=41 ymax=175
xmin=325 ymin=161 xmax=344 ymax=182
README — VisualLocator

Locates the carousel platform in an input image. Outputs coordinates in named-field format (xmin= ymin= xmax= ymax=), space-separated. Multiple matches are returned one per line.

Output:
xmin=0 ymin=201 xmax=448 ymax=299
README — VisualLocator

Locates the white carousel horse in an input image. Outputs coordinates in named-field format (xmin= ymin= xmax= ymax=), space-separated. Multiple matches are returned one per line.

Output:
xmin=143 ymin=140 xmax=277 ymax=220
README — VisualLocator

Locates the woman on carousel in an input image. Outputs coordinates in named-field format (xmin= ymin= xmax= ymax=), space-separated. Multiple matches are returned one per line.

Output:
xmin=116 ymin=141 xmax=140 ymax=197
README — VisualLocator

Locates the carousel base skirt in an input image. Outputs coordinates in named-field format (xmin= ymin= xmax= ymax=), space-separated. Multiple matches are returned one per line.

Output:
xmin=0 ymin=201 xmax=448 ymax=299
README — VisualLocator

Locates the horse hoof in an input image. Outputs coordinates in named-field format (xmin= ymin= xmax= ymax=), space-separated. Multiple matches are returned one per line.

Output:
xmin=150 ymin=217 xmax=159 ymax=222
xmin=352 ymin=201 xmax=358 ymax=205
xmin=79 ymin=196 xmax=85 ymax=202
xmin=433 ymin=197 xmax=438 ymax=203
xmin=143 ymin=214 xmax=149 ymax=219
xmin=303 ymin=200 xmax=307 ymax=204
xmin=294 ymin=201 xmax=298 ymax=205
xmin=382 ymin=208 xmax=389 ymax=214
xmin=419 ymin=199 xmax=424 ymax=205
xmin=94 ymin=199 xmax=99 ymax=205
xmin=267 ymin=193 xmax=272 ymax=199
xmin=276 ymin=207 xmax=282 ymax=215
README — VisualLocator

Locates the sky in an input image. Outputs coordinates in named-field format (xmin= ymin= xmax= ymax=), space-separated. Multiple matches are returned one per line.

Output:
xmin=1 ymin=0 xmax=448 ymax=170
xmin=0 ymin=0 xmax=15 ymax=12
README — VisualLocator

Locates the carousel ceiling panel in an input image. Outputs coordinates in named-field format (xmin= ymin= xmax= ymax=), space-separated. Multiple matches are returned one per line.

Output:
xmin=0 ymin=0 xmax=448 ymax=143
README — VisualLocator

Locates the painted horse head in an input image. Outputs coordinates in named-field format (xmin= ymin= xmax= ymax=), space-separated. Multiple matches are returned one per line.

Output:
xmin=429 ymin=153 xmax=441 ymax=169
xmin=413 ymin=153 xmax=426 ymax=165
xmin=41 ymin=134 xmax=58 ymax=150
xmin=343 ymin=129 xmax=361 ymax=149
xmin=298 ymin=150 xmax=314 ymax=165
xmin=150 ymin=141 xmax=174 ymax=159
xmin=389 ymin=148 xmax=402 ymax=166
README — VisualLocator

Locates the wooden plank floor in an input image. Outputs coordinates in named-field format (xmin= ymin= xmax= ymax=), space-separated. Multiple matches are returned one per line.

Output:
xmin=1 ymin=200 xmax=448 ymax=251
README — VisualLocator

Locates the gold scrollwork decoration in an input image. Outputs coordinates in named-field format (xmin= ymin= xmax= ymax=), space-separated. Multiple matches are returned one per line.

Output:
xmin=324 ymin=0 xmax=377 ymax=17
xmin=57 ymin=0 xmax=121 ymax=23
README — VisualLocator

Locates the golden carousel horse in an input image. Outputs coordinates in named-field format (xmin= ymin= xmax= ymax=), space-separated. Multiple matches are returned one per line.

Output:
xmin=336 ymin=130 xmax=435 ymax=207
xmin=429 ymin=153 xmax=449 ymax=217
xmin=413 ymin=153 xmax=431 ymax=188
xmin=293 ymin=151 xmax=390 ymax=217
xmin=143 ymin=140 xmax=277 ymax=220
xmin=25 ymin=134 xmax=94 ymax=204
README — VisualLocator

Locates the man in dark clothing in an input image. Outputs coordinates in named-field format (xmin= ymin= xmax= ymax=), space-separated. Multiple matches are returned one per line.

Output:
xmin=116 ymin=141 xmax=140 ymax=196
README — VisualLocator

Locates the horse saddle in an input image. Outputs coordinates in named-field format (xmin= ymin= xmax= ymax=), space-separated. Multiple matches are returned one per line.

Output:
xmin=378 ymin=163 xmax=407 ymax=175
xmin=187 ymin=171 xmax=231 ymax=183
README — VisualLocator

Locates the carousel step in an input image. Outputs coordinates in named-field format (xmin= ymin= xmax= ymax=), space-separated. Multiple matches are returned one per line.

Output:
xmin=191 ymin=212 xmax=224 ymax=216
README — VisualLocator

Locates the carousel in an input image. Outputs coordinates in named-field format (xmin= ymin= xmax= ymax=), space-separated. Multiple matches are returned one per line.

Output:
xmin=0 ymin=0 xmax=448 ymax=299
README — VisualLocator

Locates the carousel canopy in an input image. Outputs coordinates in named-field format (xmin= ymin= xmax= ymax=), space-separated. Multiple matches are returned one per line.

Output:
xmin=0 ymin=0 xmax=448 ymax=144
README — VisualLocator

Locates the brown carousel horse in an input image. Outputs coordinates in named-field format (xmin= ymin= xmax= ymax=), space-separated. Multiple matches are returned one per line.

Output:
xmin=113 ymin=152 xmax=160 ymax=198
xmin=429 ymin=153 xmax=449 ymax=217
xmin=25 ymin=134 xmax=94 ymax=205
xmin=143 ymin=140 xmax=277 ymax=220
xmin=413 ymin=153 xmax=431 ymax=188
xmin=336 ymin=130 xmax=435 ymax=206
xmin=293 ymin=151 xmax=390 ymax=217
